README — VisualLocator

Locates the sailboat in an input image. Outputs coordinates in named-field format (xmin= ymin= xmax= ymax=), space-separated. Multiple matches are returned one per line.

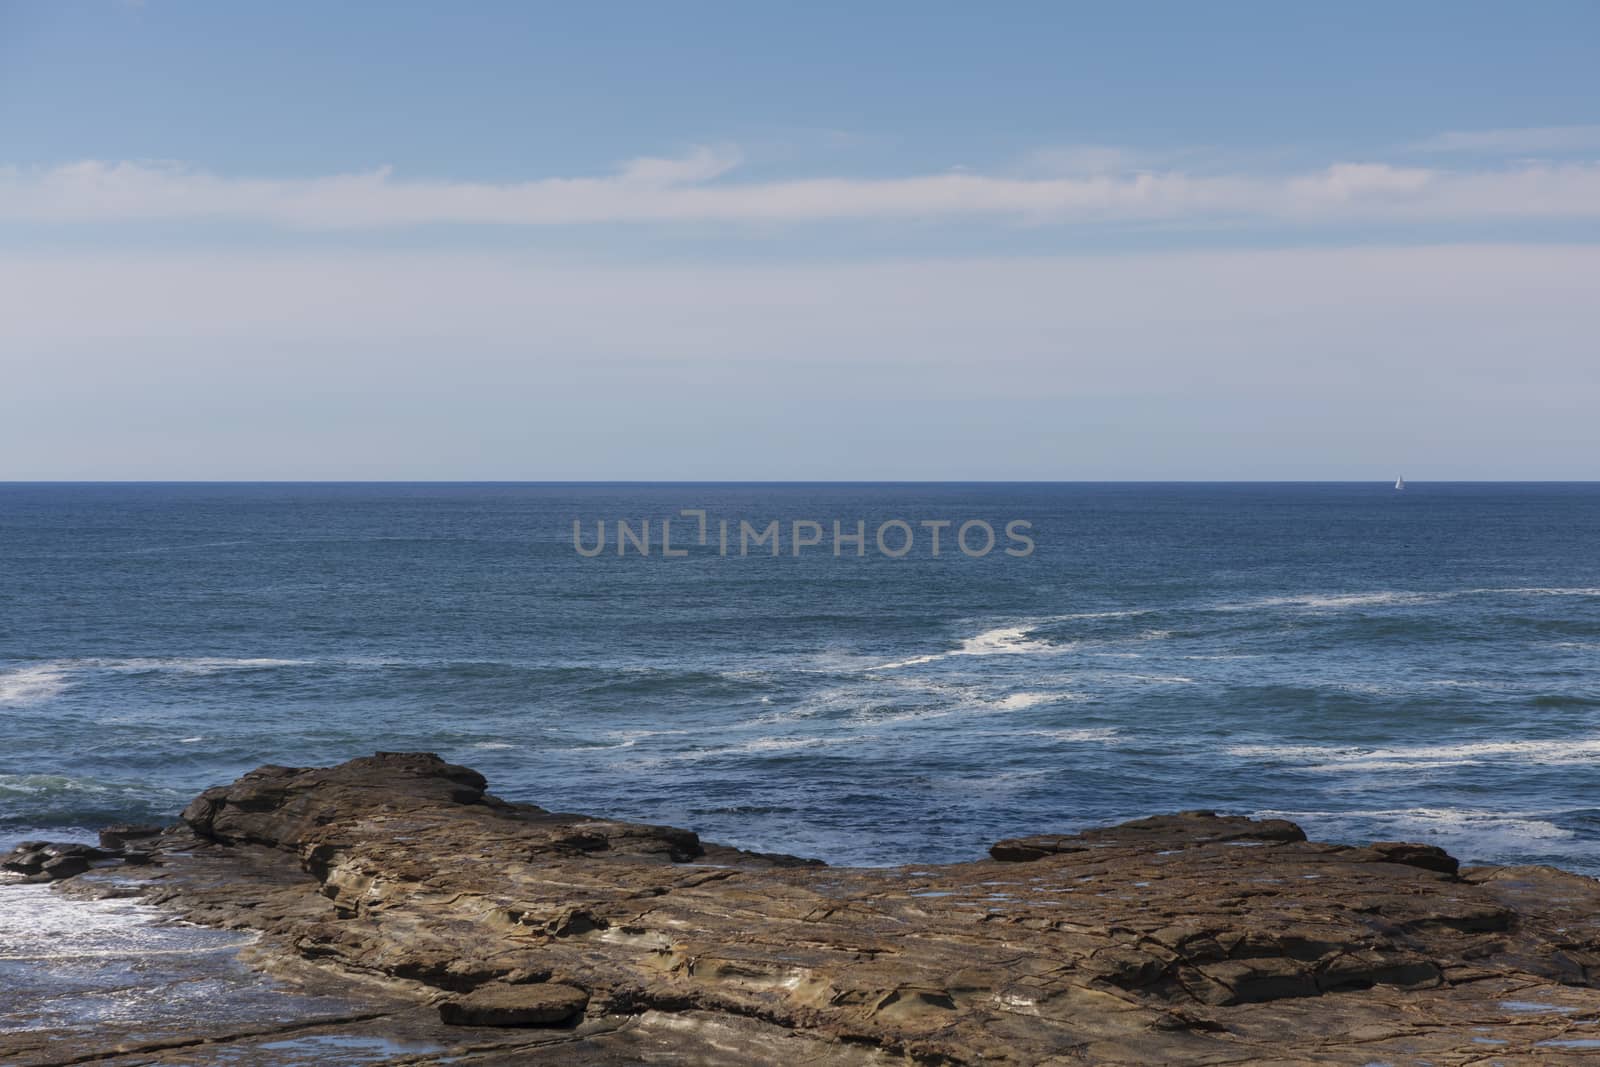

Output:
xmin=1394 ymin=475 xmax=1405 ymax=490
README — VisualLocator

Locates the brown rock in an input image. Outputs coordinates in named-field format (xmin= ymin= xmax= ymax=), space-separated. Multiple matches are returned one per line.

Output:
xmin=438 ymin=982 xmax=590 ymax=1026
xmin=39 ymin=853 xmax=91 ymax=879
xmin=1347 ymin=840 xmax=1461 ymax=874
xmin=98 ymin=823 xmax=164 ymax=850
xmin=4 ymin=841 xmax=112 ymax=880
xmin=30 ymin=752 xmax=1600 ymax=1066
xmin=991 ymin=810 xmax=1305 ymax=861
xmin=1 ymin=845 xmax=48 ymax=875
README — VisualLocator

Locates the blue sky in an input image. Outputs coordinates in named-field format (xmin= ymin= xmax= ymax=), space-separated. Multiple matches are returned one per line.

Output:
xmin=2 ymin=1 xmax=1598 ymax=478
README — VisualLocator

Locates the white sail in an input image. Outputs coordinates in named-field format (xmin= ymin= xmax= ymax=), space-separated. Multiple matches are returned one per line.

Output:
xmin=1395 ymin=475 xmax=1405 ymax=490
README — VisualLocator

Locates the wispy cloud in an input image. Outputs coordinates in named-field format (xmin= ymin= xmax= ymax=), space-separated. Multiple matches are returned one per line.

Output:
xmin=614 ymin=145 xmax=743 ymax=184
xmin=2 ymin=150 xmax=1599 ymax=230
xmin=1022 ymin=144 xmax=1145 ymax=176
xmin=1414 ymin=124 xmax=1600 ymax=155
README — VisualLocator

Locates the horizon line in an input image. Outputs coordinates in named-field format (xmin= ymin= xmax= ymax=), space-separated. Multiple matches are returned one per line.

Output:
xmin=3 ymin=479 xmax=1597 ymax=487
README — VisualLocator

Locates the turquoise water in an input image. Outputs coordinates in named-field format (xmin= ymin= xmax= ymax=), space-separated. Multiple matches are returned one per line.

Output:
xmin=2 ymin=483 xmax=1598 ymax=869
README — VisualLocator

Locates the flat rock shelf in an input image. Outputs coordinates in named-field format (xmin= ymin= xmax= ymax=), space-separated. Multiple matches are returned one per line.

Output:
xmin=5 ymin=752 xmax=1600 ymax=1065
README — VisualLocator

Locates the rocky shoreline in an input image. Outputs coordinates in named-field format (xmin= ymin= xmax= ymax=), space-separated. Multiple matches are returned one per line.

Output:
xmin=5 ymin=752 xmax=1600 ymax=1065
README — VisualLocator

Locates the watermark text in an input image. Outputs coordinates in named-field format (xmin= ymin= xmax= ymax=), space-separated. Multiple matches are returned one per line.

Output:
xmin=572 ymin=510 xmax=1034 ymax=559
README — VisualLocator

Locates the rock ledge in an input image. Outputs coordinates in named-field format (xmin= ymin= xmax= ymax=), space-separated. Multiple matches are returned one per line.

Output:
xmin=7 ymin=752 xmax=1600 ymax=1065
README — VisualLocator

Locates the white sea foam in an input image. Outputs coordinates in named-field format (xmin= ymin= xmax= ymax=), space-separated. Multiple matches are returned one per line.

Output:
xmin=603 ymin=727 xmax=693 ymax=743
xmin=1239 ymin=591 xmax=1444 ymax=612
xmin=1218 ymin=585 xmax=1600 ymax=617
xmin=726 ymin=737 xmax=834 ymax=754
xmin=1468 ymin=586 xmax=1600 ymax=598
xmin=1253 ymin=806 xmax=1576 ymax=848
xmin=0 ymin=884 xmax=254 ymax=963
xmin=869 ymin=653 xmax=945 ymax=670
xmin=1018 ymin=728 xmax=1121 ymax=743
xmin=959 ymin=626 xmax=1055 ymax=656
xmin=0 ymin=773 xmax=173 ymax=804
xmin=0 ymin=665 xmax=69 ymax=706
xmin=769 ymin=671 xmax=1097 ymax=734
xmin=472 ymin=741 xmax=516 ymax=750
xmin=0 ymin=657 xmax=308 ymax=707
xmin=91 ymin=657 xmax=308 ymax=674
xmin=1309 ymin=758 xmax=1488 ymax=773
xmin=861 ymin=587 xmax=1599 ymax=672
xmin=618 ymin=734 xmax=859 ymax=769
xmin=886 ymin=675 xmax=1087 ymax=715
xmin=0 ymin=882 xmax=333 ymax=1038
xmin=1231 ymin=736 xmax=1600 ymax=770
xmin=993 ymin=692 xmax=1056 ymax=710
xmin=867 ymin=623 xmax=1061 ymax=671
xmin=1093 ymin=672 xmax=1196 ymax=686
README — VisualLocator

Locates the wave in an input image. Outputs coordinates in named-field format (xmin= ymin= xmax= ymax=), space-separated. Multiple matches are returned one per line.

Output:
xmin=1231 ymin=736 xmax=1600 ymax=771
xmin=992 ymin=692 xmax=1058 ymax=711
xmin=1253 ymin=806 xmax=1577 ymax=847
xmin=1210 ymin=585 xmax=1600 ymax=618
xmin=1234 ymin=591 xmax=1444 ymax=612
xmin=1468 ymin=587 xmax=1600 ymax=598
xmin=599 ymin=727 xmax=694 ymax=746
xmin=0 ymin=771 xmax=162 ymax=795
xmin=0 ymin=665 xmax=69 ymax=706
xmin=1109 ymin=672 xmax=1195 ymax=685
xmin=0 ymin=657 xmax=310 ymax=707
xmin=868 ymin=623 xmax=1062 ymax=671
xmin=1017 ymin=727 xmax=1120 ymax=743
xmin=0 ymin=883 xmax=257 ymax=962
xmin=616 ymin=734 xmax=857 ymax=769
xmin=862 ymin=585 xmax=1598 ymax=675
xmin=92 ymin=657 xmax=308 ymax=673
xmin=721 ymin=737 xmax=837 ymax=755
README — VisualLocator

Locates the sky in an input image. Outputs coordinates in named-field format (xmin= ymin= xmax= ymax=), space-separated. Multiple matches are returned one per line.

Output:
xmin=2 ymin=1 xmax=1598 ymax=479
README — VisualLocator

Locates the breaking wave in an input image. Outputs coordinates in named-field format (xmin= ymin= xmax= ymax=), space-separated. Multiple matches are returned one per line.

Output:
xmin=1229 ymin=736 xmax=1600 ymax=771
xmin=0 ymin=665 xmax=69 ymax=706
xmin=0 ymin=657 xmax=310 ymax=707
xmin=868 ymin=623 xmax=1062 ymax=671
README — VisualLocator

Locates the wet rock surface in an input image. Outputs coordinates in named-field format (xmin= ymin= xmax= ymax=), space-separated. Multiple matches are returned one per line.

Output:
xmin=6 ymin=752 xmax=1600 ymax=1064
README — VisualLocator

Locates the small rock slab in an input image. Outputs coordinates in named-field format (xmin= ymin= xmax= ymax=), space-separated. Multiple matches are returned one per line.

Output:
xmin=99 ymin=823 xmax=164 ymax=850
xmin=439 ymin=982 xmax=589 ymax=1027
xmin=990 ymin=811 xmax=1307 ymax=861
xmin=1349 ymin=841 xmax=1460 ymax=875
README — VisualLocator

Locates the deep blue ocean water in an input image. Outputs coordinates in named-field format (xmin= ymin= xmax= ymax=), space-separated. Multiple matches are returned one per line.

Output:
xmin=3 ymin=483 xmax=1599 ymax=871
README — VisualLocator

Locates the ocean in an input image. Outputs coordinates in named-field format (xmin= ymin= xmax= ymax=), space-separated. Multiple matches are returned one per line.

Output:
xmin=3 ymin=482 xmax=1599 ymax=871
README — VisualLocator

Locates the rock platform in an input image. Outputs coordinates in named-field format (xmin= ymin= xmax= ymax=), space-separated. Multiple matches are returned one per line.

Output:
xmin=6 ymin=752 xmax=1600 ymax=1064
